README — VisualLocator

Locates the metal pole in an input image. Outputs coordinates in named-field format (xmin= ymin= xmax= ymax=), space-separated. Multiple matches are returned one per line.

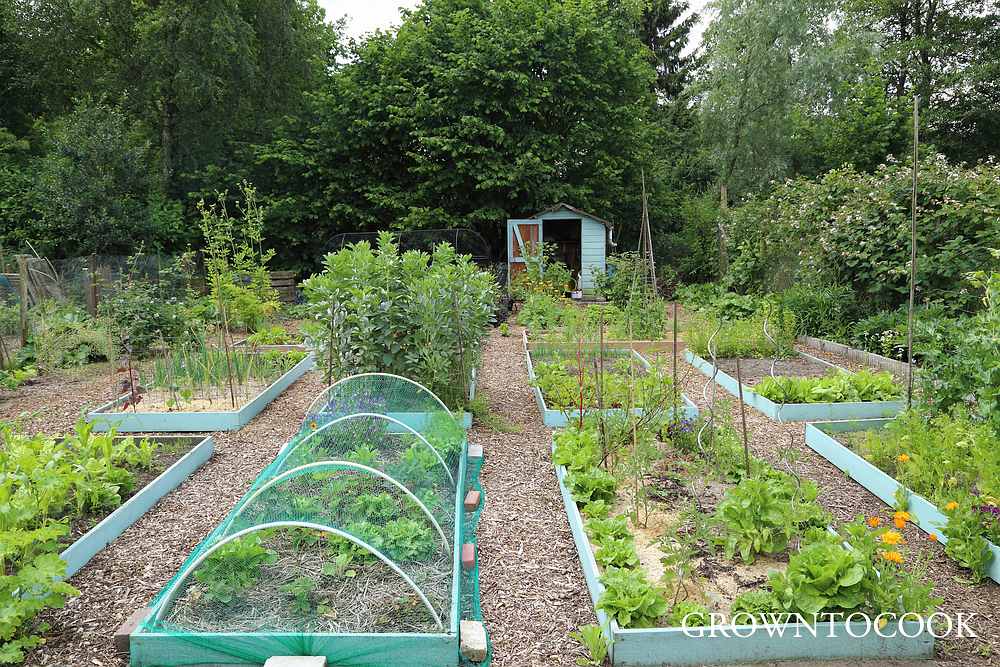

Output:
xmin=906 ymin=96 xmax=919 ymax=409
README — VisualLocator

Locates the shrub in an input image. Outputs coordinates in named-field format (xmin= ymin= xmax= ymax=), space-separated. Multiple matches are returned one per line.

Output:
xmin=301 ymin=232 xmax=498 ymax=407
xmin=725 ymin=154 xmax=1000 ymax=315
xmin=777 ymin=284 xmax=854 ymax=339
xmin=99 ymin=254 xmax=187 ymax=358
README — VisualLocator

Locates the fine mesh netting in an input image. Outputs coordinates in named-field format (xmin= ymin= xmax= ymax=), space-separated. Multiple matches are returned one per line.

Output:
xmin=137 ymin=373 xmax=487 ymax=666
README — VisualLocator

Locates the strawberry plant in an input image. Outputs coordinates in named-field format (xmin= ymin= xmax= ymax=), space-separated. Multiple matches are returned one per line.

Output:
xmin=193 ymin=534 xmax=277 ymax=604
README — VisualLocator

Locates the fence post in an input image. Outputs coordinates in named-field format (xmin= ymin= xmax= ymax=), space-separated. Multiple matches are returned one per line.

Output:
xmin=86 ymin=254 xmax=99 ymax=316
xmin=16 ymin=255 xmax=29 ymax=345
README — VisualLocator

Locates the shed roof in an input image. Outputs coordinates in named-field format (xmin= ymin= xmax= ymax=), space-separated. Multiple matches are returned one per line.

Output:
xmin=531 ymin=203 xmax=612 ymax=229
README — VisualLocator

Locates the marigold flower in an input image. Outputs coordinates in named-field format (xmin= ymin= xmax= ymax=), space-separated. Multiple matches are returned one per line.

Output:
xmin=893 ymin=511 xmax=911 ymax=529
xmin=928 ymin=533 xmax=939 ymax=542
xmin=944 ymin=501 xmax=959 ymax=511
xmin=309 ymin=420 xmax=318 ymax=431
xmin=867 ymin=516 xmax=882 ymax=528
xmin=880 ymin=550 xmax=904 ymax=564
xmin=897 ymin=453 xmax=911 ymax=463
xmin=881 ymin=530 xmax=905 ymax=545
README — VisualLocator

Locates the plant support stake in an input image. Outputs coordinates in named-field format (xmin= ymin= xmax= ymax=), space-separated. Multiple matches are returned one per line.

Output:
xmin=735 ymin=357 xmax=751 ymax=478
xmin=906 ymin=95 xmax=919 ymax=408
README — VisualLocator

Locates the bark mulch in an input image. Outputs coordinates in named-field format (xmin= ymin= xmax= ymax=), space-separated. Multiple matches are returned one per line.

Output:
xmin=27 ymin=369 xmax=325 ymax=667
xmin=0 ymin=362 xmax=118 ymax=433
xmin=473 ymin=327 xmax=596 ymax=667
xmin=674 ymin=348 xmax=999 ymax=667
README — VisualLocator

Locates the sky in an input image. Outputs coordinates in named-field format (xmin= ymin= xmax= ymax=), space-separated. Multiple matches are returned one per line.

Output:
xmin=318 ymin=0 xmax=712 ymax=52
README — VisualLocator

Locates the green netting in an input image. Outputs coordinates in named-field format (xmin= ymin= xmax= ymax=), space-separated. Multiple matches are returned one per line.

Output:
xmin=303 ymin=372 xmax=456 ymax=434
xmin=133 ymin=375 xmax=489 ymax=666
xmin=460 ymin=451 xmax=493 ymax=667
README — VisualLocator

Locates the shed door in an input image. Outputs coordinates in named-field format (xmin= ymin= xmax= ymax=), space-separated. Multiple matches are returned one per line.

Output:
xmin=507 ymin=219 xmax=541 ymax=282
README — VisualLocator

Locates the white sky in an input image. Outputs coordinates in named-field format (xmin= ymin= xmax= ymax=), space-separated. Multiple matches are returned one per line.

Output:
xmin=319 ymin=0 xmax=711 ymax=52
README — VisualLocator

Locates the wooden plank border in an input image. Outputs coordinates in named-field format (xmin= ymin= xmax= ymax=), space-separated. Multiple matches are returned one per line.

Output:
xmin=61 ymin=435 xmax=214 ymax=578
xmin=684 ymin=350 xmax=905 ymax=423
xmin=805 ymin=420 xmax=1000 ymax=584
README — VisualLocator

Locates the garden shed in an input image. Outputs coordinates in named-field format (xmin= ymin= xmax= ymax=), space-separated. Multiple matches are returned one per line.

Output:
xmin=506 ymin=203 xmax=613 ymax=293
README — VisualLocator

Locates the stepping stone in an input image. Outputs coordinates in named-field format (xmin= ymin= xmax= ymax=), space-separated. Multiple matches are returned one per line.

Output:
xmin=264 ymin=658 xmax=326 ymax=667
xmin=460 ymin=620 xmax=488 ymax=662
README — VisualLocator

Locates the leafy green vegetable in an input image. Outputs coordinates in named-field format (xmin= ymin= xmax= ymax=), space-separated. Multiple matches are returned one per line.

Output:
xmin=596 ymin=566 xmax=668 ymax=629
xmin=756 ymin=370 xmax=901 ymax=403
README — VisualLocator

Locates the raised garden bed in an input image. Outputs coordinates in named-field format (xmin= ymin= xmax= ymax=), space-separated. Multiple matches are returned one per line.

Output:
xmin=553 ymin=433 xmax=936 ymax=666
xmin=86 ymin=352 xmax=315 ymax=432
xmin=62 ymin=434 xmax=214 ymax=577
xmin=525 ymin=337 xmax=697 ymax=427
xmin=127 ymin=416 xmax=484 ymax=666
xmin=685 ymin=350 xmax=905 ymax=423
xmin=805 ymin=419 xmax=1000 ymax=585
xmin=798 ymin=336 xmax=910 ymax=377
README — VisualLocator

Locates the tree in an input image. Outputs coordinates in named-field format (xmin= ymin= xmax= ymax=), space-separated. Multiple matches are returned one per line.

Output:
xmin=698 ymin=0 xmax=875 ymax=272
xmin=255 ymin=0 xmax=660 ymax=270
xmin=636 ymin=0 xmax=700 ymax=100
xmin=845 ymin=0 xmax=1000 ymax=162
xmin=31 ymin=100 xmax=182 ymax=256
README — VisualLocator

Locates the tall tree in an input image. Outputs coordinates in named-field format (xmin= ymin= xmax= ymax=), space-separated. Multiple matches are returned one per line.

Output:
xmin=637 ymin=0 xmax=700 ymax=100
xmin=846 ymin=0 xmax=1000 ymax=162
xmin=256 ymin=0 xmax=659 ymax=269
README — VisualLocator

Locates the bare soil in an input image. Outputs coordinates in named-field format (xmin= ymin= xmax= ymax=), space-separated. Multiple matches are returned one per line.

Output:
xmin=714 ymin=355 xmax=836 ymax=386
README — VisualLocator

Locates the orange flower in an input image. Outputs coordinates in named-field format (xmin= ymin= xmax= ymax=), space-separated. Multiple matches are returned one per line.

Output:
xmin=928 ymin=533 xmax=939 ymax=542
xmin=897 ymin=453 xmax=911 ymax=463
xmin=944 ymin=501 xmax=959 ymax=511
xmin=308 ymin=420 xmax=318 ymax=431
xmin=880 ymin=550 xmax=904 ymax=564
xmin=881 ymin=530 xmax=905 ymax=546
xmin=893 ymin=511 xmax=911 ymax=529
xmin=867 ymin=516 xmax=882 ymax=528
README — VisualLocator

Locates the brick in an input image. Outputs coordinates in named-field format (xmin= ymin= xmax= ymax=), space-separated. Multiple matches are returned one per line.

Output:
xmin=461 ymin=543 xmax=476 ymax=570
xmin=114 ymin=607 xmax=150 ymax=654
xmin=464 ymin=489 xmax=481 ymax=512
xmin=460 ymin=620 xmax=488 ymax=662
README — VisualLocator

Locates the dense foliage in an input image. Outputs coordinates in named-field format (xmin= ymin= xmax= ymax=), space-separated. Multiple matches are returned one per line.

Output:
xmin=301 ymin=233 xmax=498 ymax=407
xmin=0 ymin=422 xmax=160 ymax=663
xmin=724 ymin=155 xmax=1000 ymax=314
xmin=847 ymin=411 xmax=1000 ymax=581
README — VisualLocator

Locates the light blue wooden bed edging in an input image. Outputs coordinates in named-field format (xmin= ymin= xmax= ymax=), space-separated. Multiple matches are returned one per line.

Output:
xmin=553 ymin=435 xmax=935 ymax=665
xmin=61 ymin=435 xmax=214 ymax=578
xmin=805 ymin=419 xmax=1000 ymax=585
xmin=87 ymin=352 xmax=315 ymax=432
xmin=525 ymin=337 xmax=698 ymax=427
xmin=684 ymin=350 xmax=905 ymax=423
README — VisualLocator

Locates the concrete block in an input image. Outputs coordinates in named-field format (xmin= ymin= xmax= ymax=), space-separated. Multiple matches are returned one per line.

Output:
xmin=460 ymin=620 xmax=488 ymax=662
xmin=263 ymin=658 xmax=327 ymax=667
xmin=468 ymin=444 xmax=483 ymax=459
xmin=464 ymin=489 xmax=481 ymax=512
xmin=114 ymin=607 xmax=150 ymax=654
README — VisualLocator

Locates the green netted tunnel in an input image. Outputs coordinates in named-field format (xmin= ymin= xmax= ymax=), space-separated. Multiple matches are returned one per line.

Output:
xmin=130 ymin=373 xmax=487 ymax=667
